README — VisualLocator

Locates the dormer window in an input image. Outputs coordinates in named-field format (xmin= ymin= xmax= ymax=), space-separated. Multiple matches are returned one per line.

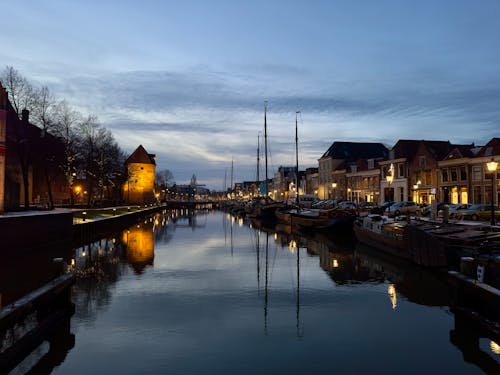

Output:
xmin=367 ymin=159 xmax=374 ymax=170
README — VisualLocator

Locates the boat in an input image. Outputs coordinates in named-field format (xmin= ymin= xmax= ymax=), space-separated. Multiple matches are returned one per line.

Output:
xmin=291 ymin=207 xmax=356 ymax=231
xmin=248 ymin=102 xmax=284 ymax=223
xmin=353 ymin=214 xmax=411 ymax=260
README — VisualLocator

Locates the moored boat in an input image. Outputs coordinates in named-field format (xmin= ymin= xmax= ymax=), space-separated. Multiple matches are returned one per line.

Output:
xmin=353 ymin=214 xmax=410 ymax=260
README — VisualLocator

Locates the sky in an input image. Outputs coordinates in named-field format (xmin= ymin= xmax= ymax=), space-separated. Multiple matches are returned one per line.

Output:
xmin=2 ymin=0 xmax=500 ymax=189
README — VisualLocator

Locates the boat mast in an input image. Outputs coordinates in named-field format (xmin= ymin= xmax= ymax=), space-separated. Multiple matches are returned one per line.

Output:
xmin=256 ymin=132 xmax=260 ymax=196
xmin=264 ymin=101 xmax=268 ymax=198
xmin=295 ymin=111 xmax=300 ymax=208
xmin=230 ymin=158 xmax=234 ymax=195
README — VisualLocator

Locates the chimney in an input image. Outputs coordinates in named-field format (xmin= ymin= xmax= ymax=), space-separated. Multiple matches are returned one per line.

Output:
xmin=0 ymin=84 xmax=7 ymax=110
xmin=22 ymin=108 xmax=29 ymax=123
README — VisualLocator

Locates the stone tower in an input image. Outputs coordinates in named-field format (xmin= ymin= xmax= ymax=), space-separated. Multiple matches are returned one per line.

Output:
xmin=123 ymin=145 xmax=156 ymax=204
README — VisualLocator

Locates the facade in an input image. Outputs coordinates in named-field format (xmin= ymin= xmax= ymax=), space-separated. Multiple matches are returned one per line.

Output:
xmin=123 ymin=145 xmax=156 ymax=204
xmin=319 ymin=142 xmax=388 ymax=200
xmin=305 ymin=167 xmax=318 ymax=196
xmin=272 ymin=166 xmax=296 ymax=200
xmin=437 ymin=145 xmax=478 ymax=204
xmin=0 ymin=85 xmax=6 ymax=212
xmin=345 ymin=158 xmax=382 ymax=204
xmin=379 ymin=140 xmax=466 ymax=205
xmin=470 ymin=138 xmax=500 ymax=206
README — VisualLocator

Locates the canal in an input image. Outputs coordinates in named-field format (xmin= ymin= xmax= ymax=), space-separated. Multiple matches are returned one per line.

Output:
xmin=2 ymin=208 xmax=499 ymax=374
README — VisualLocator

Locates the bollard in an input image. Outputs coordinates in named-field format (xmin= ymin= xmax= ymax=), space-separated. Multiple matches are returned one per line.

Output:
xmin=442 ymin=205 xmax=449 ymax=224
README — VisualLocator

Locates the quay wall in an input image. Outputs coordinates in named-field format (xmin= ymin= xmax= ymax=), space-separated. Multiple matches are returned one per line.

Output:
xmin=0 ymin=211 xmax=73 ymax=250
xmin=73 ymin=206 xmax=164 ymax=246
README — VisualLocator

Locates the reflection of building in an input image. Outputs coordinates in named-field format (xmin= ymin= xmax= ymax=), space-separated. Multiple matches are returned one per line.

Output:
xmin=123 ymin=145 xmax=156 ymax=204
xmin=123 ymin=222 xmax=155 ymax=274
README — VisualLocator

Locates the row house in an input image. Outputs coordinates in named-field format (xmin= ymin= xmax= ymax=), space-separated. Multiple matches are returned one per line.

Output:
xmin=345 ymin=158 xmax=383 ymax=204
xmin=305 ymin=167 xmax=318 ymax=195
xmin=272 ymin=166 xmax=297 ymax=200
xmin=319 ymin=141 xmax=388 ymax=200
xmin=438 ymin=138 xmax=500 ymax=206
xmin=0 ymin=83 xmax=67 ymax=211
xmin=378 ymin=140 xmax=470 ymax=205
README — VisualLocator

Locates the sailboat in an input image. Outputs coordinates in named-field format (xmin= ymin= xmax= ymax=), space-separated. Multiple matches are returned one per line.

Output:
xmin=247 ymin=102 xmax=283 ymax=223
xmin=281 ymin=112 xmax=357 ymax=231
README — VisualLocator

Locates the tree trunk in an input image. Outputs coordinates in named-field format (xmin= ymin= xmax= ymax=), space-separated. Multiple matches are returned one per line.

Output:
xmin=44 ymin=167 xmax=54 ymax=209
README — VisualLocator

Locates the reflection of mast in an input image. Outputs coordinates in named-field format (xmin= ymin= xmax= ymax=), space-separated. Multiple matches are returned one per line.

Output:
xmin=264 ymin=232 xmax=269 ymax=335
xmin=230 ymin=215 xmax=234 ymax=257
xmin=256 ymin=230 xmax=261 ymax=295
xmin=296 ymin=239 xmax=302 ymax=337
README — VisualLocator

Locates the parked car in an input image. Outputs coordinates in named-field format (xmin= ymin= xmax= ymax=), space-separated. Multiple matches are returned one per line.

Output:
xmin=422 ymin=202 xmax=446 ymax=217
xmin=370 ymin=201 xmax=394 ymax=215
xmin=338 ymin=201 xmax=357 ymax=209
xmin=385 ymin=201 xmax=420 ymax=216
xmin=311 ymin=200 xmax=334 ymax=209
xmin=439 ymin=203 xmax=472 ymax=218
xmin=454 ymin=204 xmax=500 ymax=221
xmin=358 ymin=201 xmax=376 ymax=211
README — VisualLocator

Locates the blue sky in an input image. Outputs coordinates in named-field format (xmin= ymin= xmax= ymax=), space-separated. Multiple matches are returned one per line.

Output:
xmin=2 ymin=0 xmax=500 ymax=189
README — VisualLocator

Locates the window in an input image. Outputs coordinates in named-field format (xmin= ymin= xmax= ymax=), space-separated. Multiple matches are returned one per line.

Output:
xmin=368 ymin=159 xmax=374 ymax=170
xmin=398 ymin=164 xmax=404 ymax=178
xmin=472 ymin=166 xmax=481 ymax=181
xmin=419 ymin=156 xmax=426 ymax=168
xmin=460 ymin=166 xmax=467 ymax=181
xmin=442 ymin=169 xmax=449 ymax=182
xmin=450 ymin=167 xmax=458 ymax=182
xmin=350 ymin=165 xmax=357 ymax=173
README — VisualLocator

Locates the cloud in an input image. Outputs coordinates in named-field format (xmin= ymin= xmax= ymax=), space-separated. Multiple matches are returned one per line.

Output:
xmin=31 ymin=64 xmax=500 ymax=187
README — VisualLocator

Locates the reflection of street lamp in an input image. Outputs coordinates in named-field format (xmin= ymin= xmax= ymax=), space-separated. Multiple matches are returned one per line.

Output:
xmin=486 ymin=159 xmax=498 ymax=226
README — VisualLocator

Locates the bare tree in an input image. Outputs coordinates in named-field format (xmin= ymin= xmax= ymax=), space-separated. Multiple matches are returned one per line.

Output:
xmin=53 ymin=100 xmax=81 ymax=206
xmin=0 ymin=66 xmax=35 ymax=118
xmin=31 ymin=85 xmax=60 ymax=208
xmin=155 ymin=169 xmax=175 ymax=200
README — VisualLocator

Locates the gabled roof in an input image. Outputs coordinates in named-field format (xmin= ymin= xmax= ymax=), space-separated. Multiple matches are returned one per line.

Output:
xmin=475 ymin=138 xmax=500 ymax=158
xmin=391 ymin=139 xmax=473 ymax=162
xmin=125 ymin=145 xmax=156 ymax=165
xmin=321 ymin=141 xmax=388 ymax=161
xmin=443 ymin=144 xmax=476 ymax=160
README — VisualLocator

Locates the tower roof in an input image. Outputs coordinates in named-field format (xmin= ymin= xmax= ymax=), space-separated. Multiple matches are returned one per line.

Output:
xmin=125 ymin=145 xmax=156 ymax=165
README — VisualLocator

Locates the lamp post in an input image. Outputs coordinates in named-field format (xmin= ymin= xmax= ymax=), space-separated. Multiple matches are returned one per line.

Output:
xmin=486 ymin=159 xmax=498 ymax=226
xmin=332 ymin=182 xmax=337 ymax=200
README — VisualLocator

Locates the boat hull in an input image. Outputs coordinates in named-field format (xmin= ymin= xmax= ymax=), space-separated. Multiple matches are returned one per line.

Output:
xmin=353 ymin=222 xmax=410 ymax=260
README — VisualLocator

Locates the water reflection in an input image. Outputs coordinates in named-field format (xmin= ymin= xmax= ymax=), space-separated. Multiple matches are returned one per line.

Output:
xmin=6 ymin=209 xmax=495 ymax=374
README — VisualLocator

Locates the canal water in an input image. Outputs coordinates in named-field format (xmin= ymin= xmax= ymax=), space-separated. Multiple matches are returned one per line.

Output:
xmin=3 ymin=209 xmax=499 ymax=374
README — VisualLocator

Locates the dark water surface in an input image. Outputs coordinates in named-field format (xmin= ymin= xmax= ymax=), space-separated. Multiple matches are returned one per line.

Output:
xmin=3 ymin=209 xmax=498 ymax=374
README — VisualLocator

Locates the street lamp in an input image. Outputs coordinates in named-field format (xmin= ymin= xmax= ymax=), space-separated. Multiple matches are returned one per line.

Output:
xmin=486 ymin=158 xmax=498 ymax=226
xmin=386 ymin=163 xmax=394 ymax=185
